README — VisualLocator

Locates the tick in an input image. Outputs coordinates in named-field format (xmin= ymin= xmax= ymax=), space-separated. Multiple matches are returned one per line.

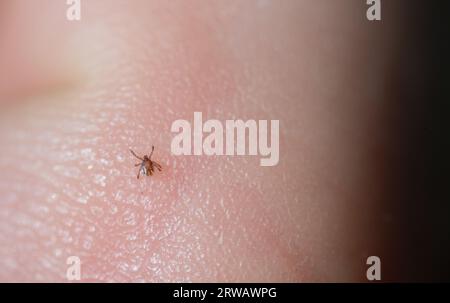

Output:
xmin=130 ymin=146 xmax=162 ymax=179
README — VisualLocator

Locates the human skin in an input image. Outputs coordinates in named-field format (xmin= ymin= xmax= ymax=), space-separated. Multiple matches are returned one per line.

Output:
xmin=0 ymin=0 xmax=403 ymax=282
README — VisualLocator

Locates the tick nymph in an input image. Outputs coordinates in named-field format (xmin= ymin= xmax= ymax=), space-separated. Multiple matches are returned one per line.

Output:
xmin=130 ymin=146 xmax=162 ymax=179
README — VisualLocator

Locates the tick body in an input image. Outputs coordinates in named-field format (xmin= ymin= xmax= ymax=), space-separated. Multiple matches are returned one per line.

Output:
xmin=130 ymin=146 xmax=162 ymax=179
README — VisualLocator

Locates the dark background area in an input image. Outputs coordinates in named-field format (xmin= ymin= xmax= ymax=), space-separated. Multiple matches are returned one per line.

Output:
xmin=383 ymin=0 xmax=450 ymax=281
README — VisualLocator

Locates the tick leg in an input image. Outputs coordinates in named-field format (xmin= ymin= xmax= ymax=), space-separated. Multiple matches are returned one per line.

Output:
xmin=130 ymin=149 xmax=144 ymax=161
xmin=135 ymin=163 xmax=141 ymax=167
xmin=136 ymin=169 xmax=141 ymax=179
xmin=149 ymin=145 xmax=155 ymax=158
xmin=154 ymin=162 xmax=162 ymax=171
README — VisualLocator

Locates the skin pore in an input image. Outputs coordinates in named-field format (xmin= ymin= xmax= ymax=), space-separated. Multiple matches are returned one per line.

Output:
xmin=0 ymin=0 xmax=402 ymax=282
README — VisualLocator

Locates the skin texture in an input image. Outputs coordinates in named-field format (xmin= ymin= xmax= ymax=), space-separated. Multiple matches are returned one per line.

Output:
xmin=0 ymin=0 xmax=403 ymax=282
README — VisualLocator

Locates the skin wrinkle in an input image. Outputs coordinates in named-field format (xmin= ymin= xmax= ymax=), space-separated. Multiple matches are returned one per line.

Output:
xmin=0 ymin=1 xmax=80 ymax=104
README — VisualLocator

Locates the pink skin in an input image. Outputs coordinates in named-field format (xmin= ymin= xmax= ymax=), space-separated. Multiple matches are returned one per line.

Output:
xmin=0 ymin=0 xmax=400 ymax=282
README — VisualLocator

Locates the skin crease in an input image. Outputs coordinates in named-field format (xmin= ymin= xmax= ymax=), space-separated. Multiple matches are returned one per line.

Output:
xmin=0 ymin=0 xmax=401 ymax=282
